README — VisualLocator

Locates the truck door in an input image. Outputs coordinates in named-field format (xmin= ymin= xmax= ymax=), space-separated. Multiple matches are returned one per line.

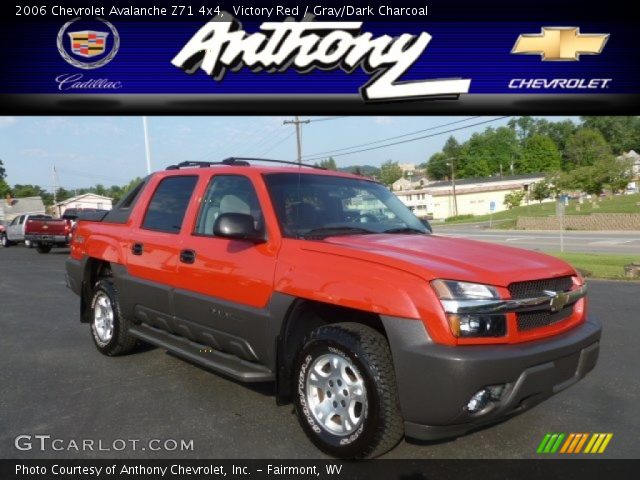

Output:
xmin=124 ymin=175 xmax=199 ymax=333
xmin=173 ymin=174 xmax=278 ymax=362
xmin=7 ymin=215 xmax=24 ymax=241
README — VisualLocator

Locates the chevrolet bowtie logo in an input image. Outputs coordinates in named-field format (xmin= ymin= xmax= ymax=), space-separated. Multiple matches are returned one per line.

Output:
xmin=544 ymin=290 xmax=570 ymax=312
xmin=512 ymin=27 xmax=609 ymax=61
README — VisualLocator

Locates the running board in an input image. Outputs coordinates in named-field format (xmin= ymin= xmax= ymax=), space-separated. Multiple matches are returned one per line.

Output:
xmin=129 ymin=324 xmax=274 ymax=382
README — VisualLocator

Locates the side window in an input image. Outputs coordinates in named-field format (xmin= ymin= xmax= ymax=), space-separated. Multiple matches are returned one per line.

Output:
xmin=18 ymin=216 xmax=25 ymax=225
xmin=141 ymin=176 xmax=197 ymax=234
xmin=10 ymin=216 xmax=19 ymax=226
xmin=194 ymin=175 xmax=263 ymax=236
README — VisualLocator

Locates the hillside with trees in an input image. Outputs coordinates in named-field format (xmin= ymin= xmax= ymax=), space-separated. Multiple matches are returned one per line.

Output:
xmin=421 ymin=116 xmax=639 ymax=196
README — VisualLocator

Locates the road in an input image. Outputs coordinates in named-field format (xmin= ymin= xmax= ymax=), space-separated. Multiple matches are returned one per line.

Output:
xmin=0 ymin=246 xmax=639 ymax=459
xmin=434 ymin=226 xmax=640 ymax=254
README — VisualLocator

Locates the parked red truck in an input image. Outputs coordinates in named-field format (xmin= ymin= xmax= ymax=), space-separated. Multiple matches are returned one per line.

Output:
xmin=65 ymin=159 xmax=601 ymax=458
xmin=25 ymin=216 xmax=72 ymax=253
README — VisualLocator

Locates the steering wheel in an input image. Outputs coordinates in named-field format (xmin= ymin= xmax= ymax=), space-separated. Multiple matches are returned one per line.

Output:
xmin=359 ymin=213 xmax=380 ymax=224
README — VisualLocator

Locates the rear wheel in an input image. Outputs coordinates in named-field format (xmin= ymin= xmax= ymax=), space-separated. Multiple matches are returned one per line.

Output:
xmin=36 ymin=244 xmax=52 ymax=254
xmin=25 ymin=239 xmax=33 ymax=248
xmin=293 ymin=323 xmax=404 ymax=459
xmin=90 ymin=278 xmax=137 ymax=356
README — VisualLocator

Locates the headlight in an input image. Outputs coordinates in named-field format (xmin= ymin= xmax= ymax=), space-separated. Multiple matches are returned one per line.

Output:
xmin=431 ymin=279 xmax=506 ymax=338
xmin=431 ymin=279 xmax=499 ymax=300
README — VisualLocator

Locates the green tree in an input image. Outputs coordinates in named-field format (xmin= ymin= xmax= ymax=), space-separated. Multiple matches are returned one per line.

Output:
xmin=604 ymin=156 xmax=635 ymax=193
xmin=565 ymin=128 xmax=612 ymax=168
xmin=519 ymin=134 xmax=562 ymax=173
xmin=424 ymin=152 xmax=450 ymax=180
xmin=316 ymin=157 xmax=337 ymax=170
xmin=458 ymin=127 xmax=519 ymax=177
xmin=378 ymin=160 xmax=403 ymax=186
xmin=530 ymin=180 xmax=552 ymax=203
xmin=0 ymin=179 xmax=10 ymax=198
xmin=508 ymin=116 xmax=537 ymax=142
xmin=503 ymin=190 xmax=526 ymax=209
xmin=556 ymin=166 xmax=609 ymax=196
xmin=581 ymin=116 xmax=640 ymax=154
xmin=12 ymin=184 xmax=46 ymax=198
xmin=0 ymin=158 xmax=6 ymax=180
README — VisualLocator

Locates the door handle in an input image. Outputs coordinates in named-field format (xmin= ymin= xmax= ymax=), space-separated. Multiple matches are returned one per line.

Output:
xmin=131 ymin=243 xmax=144 ymax=255
xmin=180 ymin=249 xmax=196 ymax=264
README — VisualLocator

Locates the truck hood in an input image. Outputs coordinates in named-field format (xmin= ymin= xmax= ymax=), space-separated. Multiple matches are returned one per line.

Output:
xmin=310 ymin=234 xmax=576 ymax=287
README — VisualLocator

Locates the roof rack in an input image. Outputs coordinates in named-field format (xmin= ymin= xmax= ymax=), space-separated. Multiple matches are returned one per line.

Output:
xmin=165 ymin=157 xmax=325 ymax=170
xmin=167 ymin=157 xmax=326 ymax=170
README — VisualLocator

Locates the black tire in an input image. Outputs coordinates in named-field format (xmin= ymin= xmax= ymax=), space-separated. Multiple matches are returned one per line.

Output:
xmin=293 ymin=322 xmax=404 ymax=459
xmin=89 ymin=278 xmax=137 ymax=356
xmin=1 ymin=234 xmax=11 ymax=247
xmin=36 ymin=244 xmax=52 ymax=254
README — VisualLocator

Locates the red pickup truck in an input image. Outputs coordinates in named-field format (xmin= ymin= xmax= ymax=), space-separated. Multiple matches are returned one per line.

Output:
xmin=25 ymin=216 xmax=72 ymax=253
xmin=66 ymin=159 xmax=601 ymax=458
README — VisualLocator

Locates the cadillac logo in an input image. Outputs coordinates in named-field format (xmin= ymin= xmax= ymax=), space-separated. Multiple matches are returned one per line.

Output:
xmin=57 ymin=17 xmax=119 ymax=69
xmin=544 ymin=290 xmax=570 ymax=312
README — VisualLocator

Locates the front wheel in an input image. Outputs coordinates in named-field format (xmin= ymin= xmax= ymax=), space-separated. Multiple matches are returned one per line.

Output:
xmin=1 ymin=234 xmax=11 ymax=247
xmin=293 ymin=323 xmax=404 ymax=459
xmin=36 ymin=244 xmax=52 ymax=254
xmin=89 ymin=278 xmax=137 ymax=356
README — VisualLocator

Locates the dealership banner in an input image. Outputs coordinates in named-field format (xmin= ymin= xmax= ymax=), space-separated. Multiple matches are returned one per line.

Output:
xmin=0 ymin=0 xmax=638 ymax=112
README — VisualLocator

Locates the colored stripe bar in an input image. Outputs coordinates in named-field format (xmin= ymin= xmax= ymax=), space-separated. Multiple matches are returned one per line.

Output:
xmin=550 ymin=433 xmax=565 ymax=453
xmin=560 ymin=433 xmax=575 ymax=453
xmin=584 ymin=433 xmax=599 ymax=453
xmin=537 ymin=433 xmax=552 ymax=453
xmin=598 ymin=434 xmax=613 ymax=453
xmin=544 ymin=434 xmax=559 ymax=453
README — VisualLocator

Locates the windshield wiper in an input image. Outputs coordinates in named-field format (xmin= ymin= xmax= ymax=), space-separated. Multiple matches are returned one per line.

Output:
xmin=300 ymin=226 xmax=377 ymax=238
xmin=383 ymin=227 xmax=427 ymax=234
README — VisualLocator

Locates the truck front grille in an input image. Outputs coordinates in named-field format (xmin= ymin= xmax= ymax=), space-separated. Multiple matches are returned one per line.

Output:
xmin=509 ymin=276 xmax=575 ymax=332
xmin=508 ymin=276 xmax=573 ymax=299
xmin=516 ymin=306 xmax=574 ymax=331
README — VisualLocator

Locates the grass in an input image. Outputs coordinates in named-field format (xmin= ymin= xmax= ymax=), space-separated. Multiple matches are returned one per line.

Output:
xmin=442 ymin=193 xmax=640 ymax=225
xmin=545 ymin=252 xmax=640 ymax=280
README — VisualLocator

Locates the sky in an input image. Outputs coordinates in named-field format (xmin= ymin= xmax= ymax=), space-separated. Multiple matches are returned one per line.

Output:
xmin=0 ymin=116 xmax=573 ymax=191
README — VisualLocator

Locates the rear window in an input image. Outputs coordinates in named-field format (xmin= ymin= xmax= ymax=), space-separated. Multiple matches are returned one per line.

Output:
xmin=141 ymin=176 xmax=197 ymax=234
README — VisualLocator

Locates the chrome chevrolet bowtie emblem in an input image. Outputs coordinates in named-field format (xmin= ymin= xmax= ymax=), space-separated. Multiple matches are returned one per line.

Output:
xmin=544 ymin=290 xmax=570 ymax=312
xmin=512 ymin=27 xmax=609 ymax=61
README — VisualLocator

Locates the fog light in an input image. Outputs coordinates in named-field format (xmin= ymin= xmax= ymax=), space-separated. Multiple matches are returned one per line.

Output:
xmin=466 ymin=384 xmax=506 ymax=413
xmin=467 ymin=389 xmax=490 ymax=412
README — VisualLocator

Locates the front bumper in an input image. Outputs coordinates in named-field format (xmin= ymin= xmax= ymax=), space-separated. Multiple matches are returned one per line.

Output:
xmin=381 ymin=316 xmax=601 ymax=441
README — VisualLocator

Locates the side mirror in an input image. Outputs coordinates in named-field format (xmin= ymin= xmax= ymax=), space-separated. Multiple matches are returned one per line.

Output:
xmin=419 ymin=218 xmax=433 ymax=233
xmin=213 ymin=213 xmax=266 ymax=243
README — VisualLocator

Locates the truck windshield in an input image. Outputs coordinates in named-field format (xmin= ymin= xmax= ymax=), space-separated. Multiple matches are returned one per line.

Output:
xmin=263 ymin=173 xmax=430 ymax=238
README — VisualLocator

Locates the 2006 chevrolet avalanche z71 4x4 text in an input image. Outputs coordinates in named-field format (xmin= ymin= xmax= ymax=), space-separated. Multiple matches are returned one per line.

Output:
xmin=66 ymin=158 xmax=601 ymax=458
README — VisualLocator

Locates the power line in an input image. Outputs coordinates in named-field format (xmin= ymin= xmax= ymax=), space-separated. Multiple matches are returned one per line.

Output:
xmin=303 ymin=117 xmax=510 ymax=161
xmin=307 ymin=116 xmax=349 ymax=123
xmin=303 ymin=116 xmax=481 ymax=159
xmin=258 ymin=131 xmax=296 ymax=157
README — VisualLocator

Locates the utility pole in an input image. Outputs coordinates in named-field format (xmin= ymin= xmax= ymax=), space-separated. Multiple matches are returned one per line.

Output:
xmin=283 ymin=116 xmax=310 ymax=163
xmin=52 ymin=165 xmax=60 ymax=216
xmin=446 ymin=158 xmax=458 ymax=217
xmin=142 ymin=116 xmax=152 ymax=174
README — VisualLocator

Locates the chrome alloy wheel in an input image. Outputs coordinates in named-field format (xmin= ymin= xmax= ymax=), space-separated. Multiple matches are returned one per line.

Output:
xmin=305 ymin=353 xmax=367 ymax=435
xmin=93 ymin=293 xmax=114 ymax=346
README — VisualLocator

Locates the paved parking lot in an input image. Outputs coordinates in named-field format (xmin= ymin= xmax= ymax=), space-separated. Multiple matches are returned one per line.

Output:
xmin=1 ymin=246 xmax=638 ymax=459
